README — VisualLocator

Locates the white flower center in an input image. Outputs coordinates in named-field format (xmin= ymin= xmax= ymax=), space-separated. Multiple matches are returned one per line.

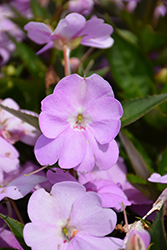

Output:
xmin=67 ymin=107 xmax=92 ymax=131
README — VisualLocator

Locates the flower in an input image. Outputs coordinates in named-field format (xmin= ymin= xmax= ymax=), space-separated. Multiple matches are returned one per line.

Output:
xmin=0 ymin=161 xmax=47 ymax=201
xmin=24 ymin=13 xmax=114 ymax=54
xmin=0 ymin=98 xmax=41 ymax=145
xmin=68 ymin=0 xmax=94 ymax=16
xmin=35 ymin=73 xmax=123 ymax=173
xmin=148 ymin=173 xmax=167 ymax=183
xmin=78 ymin=157 xmax=152 ymax=205
xmin=23 ymin=181 xmax=123 ymax=250
xmin=0 ymin=227 xmax=23 ymax=249
xmin=122 ymin=221 xmax=150 ymax=250
xmin=0 ymin=136 xmax=19 ymax=173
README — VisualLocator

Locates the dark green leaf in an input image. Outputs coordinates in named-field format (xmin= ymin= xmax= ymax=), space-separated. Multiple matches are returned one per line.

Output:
xmin=9 ymin=36 xmax=46 ymax=78
xmin=121 ymin=93 xmax=167 ymax=127
xmin=0 ymin=214 xmax=30 ymax=250
xmin=126 ymin=173 xmax=147 ymax=184
xmin=0 ymin=104 xmax=39 ymax=130
xmin=150 ymin=206 xmax=167 ymax=250
xmin=159 ymin=148 xmax=167 ymax=175
xmin=119 ymin=130 xmax=153 ymax=179
xmin=107 ymin=31 xmax=153 ymax=99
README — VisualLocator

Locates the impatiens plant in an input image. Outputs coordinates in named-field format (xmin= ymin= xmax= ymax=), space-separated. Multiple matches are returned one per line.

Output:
xmin=34 ymin=73 xmax=123 ymax=172
xmin=0 ymin=0 xmax=167 ymax=249
xmin=23 ymin=181 xmax=123 ymax=250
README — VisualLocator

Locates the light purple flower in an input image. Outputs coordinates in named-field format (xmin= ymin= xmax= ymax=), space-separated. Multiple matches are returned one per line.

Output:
xmin=148 ymin=173 xmax=167 ymax=183
xmin=23 ymin=181 xmax=123 ymax=250
xmin=0 ymin=161 xmax=47 ymax=201
xmin=0 ymin=227 xmax=23 ymax=249
xmin=47 ymin=168 xmax=130 ymax=211
xmin=78 ymin=157 xmax=152 ymax=205
xmin=68 ymin=0 xmax=94 ymax=16
xmin=0 ymin=136 xmax=19 ymax=173
xmin=0 ymin=4 xmax=25 ymax=66
xmin=35 ymin=73 xmax=123 ymax=173
xmin=122 ymin=220 xmax=150 ymax=250
xmin=24 ymin=13 xmax=114 ymax=54
xmin=0 ymin=98 xmax=41 ymax=145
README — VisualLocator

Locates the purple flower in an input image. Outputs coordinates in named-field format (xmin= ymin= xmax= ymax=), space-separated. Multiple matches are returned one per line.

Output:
xmin=68 ymin=0 xmax=94 ymax=16
xmin=0 ymin=161 xmax=47 ymax=201
xmin=78 ymin=157 xmax=152 ymax=205
xmin=47 ymin=169 xmax=130 ymax=211
xmin=24 ymin=13 xmax=114 ymax=54
xmin=0 ymin=136 xmax=19 ymax=173
xmin=0 ymin=227 xmax=23 ymax=249
xmin=0 ymin=98 xmax=41 ymax=145
xmin=148 ymin=173 xmax=167 ymax=183
xmin=122 ymin=221 xmax=150 ymax=250
xmin=23 ymin=181 xmax=123 ymax=250
xmin=35 ymin=74 xmax=123 ymax=173
xmin=0 ymin=4 xmax=25 ymax=66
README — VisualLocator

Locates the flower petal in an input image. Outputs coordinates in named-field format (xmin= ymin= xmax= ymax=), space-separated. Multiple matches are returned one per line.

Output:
xmin=24 ymin=22 xmax=52 ymax=44
xmin=54 ymin=74 xmax=113 ymax=110
xmin=59 ymin=129 xmax=87 ymax=169
xmin=34 ymin=134 xmax=63 ymax=166
xmin=69 ymin=192 xmax=116 ymax=236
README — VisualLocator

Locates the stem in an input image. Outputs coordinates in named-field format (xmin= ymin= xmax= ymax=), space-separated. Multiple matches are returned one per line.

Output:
xmin=63 ymin=45 xmax=71 ymax=76
xmin=76 ymin=47 xmax=94 ymax=72
xmin=121 ymin=202 xmax=129 ymax=233
xmin=9 ymin=198 xmax=24 ymax=224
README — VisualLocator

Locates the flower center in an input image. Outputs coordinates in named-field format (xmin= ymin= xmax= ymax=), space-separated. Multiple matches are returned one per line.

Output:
xmin=67 ymin=107 xmax=92 ymax=131
xmin=62 ymin=226 xmax=78 ymax=243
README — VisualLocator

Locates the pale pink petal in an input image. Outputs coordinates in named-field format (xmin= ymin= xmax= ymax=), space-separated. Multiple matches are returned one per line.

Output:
xmin=59 ymin=129 xmax=87 ymax=169
xmin=69 ymin=192 xmax=116 ymax=236
xmin=93 ymin=139 xmax=119 ymax=170
xmin=36 ymin=41 xmax=54 ymax=55
xmin=148 ymin=173 xmax=167 ymax=183
xmin=47 ymin=169 xmax=77 ymax=184
xmin=23 ymin=222 xmax=61 ymax=250
xmin=87 ymin=96 xmax=122 ymax=143
xmin=68 ymin=235 xmax=123 ymax=250
xmin=54 ymin=74 xmax=113 ymax=110
xmin=24 ymin=22 xmax=52 ymax=44
xmin=0 ymin=228 xmax=23 ymax=249
xmin=51 ymin=13 xmax=86 ymax=40
xmin=34 ymin=134 xmax=63 ymax=166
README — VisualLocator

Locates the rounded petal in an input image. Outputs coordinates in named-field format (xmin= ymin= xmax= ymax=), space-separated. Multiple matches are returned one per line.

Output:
xmin=59 ymin=129 xmax=87 ymax=169
xmin=68 ymin=235 xmax=123 ymax=250
xmin=69 ymin=192 xmax=117 ymax=236
xmin=27 ymin=182 xmax=86 ymax=223
xmin=39 ymin=93 xmax=73 ymax=138
xmin=24 ymin=22 xmax=52 ymax=44
xmin=87 ymin=96 xmax=123 ymax=143
xmin=54 ymin=74 xmax=113 ymax=110
xmin=148 ymin=173 xmax=167 ymax=183
xmin=51 ymin=13 xmax=86 ymax=40
xmin=80 ymin=17 xmax=114 ymax=48
xmin=23 ymin=222 xmax=61 ymax=250
xmin=34 ymin=134 xmax=63 ymax=166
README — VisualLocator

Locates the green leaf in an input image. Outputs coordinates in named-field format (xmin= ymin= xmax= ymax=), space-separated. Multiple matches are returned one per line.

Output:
xmin=150 ymin=206 xmax=167 ymax=250
xmin=119 ymin=130 xmax=152 ymax=179
xmin=0 ymin=214 xmax=30 ymax=250
xmin=9 ymin=36 xmax=46 ymax=78
xmin=107 ymin=31 xmax=153 ymax=99
xmin=126 ymin=173 xmax=147 ymax=184
xmin=121 ymin=93 xmax=167 ymax=127
xmin=159 ymin=148 xmax=167 ymax=175
xmin=0 ymin=104 xmax=39 ymax=130
xmin=140 ymin=25 xmax=167 ymax=53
